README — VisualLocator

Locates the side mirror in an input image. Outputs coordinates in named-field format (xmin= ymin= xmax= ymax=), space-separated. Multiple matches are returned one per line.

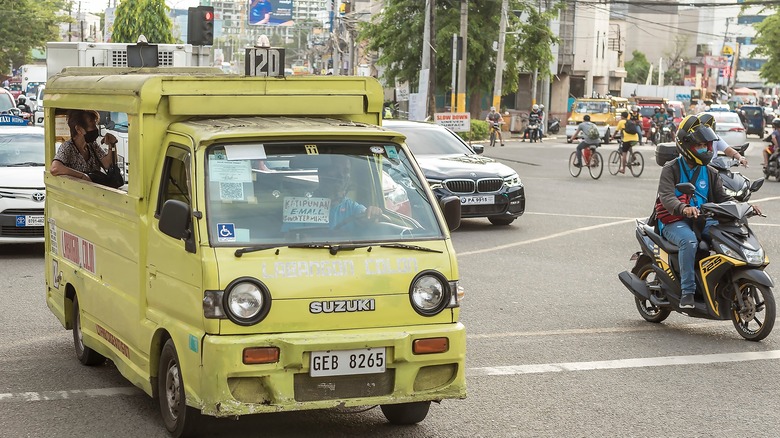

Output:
xmin=439 ymin=196 xmax=461 ymax=231
xmin=749 ymin=178 xmax=764 ymax=193
xmin=675 ymin=182 xmax=695 ymax=195
xmin=472 ymin=144 xmax=484 ymax=155
xmin=159 ymin=199 xmax=192 ymax=240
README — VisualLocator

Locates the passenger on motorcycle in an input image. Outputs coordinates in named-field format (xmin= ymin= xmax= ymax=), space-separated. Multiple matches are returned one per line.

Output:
xmin=486 ymin=106 xmax=505 ymax=147
xmin=765 ymin=118 xmax=780 ymax=170
xmin=613 ymin=111 xmax=639 ymax=174
xmin=651 ymin=107 xmax=668 ymax=126
xmin=698 ymin=112 xmax=749 ymax=167
xmin=571 ymin=114 xmax=600 ymax=167
xmin=655 ymin=114 xmax=762 ymax=308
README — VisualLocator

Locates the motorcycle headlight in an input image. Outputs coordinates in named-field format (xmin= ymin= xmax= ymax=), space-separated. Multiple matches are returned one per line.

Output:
xmin=222 ymin=278 xmax=272 ymax=326
xmin=743 ymin=247 xmax=765 ymax=265
xmin=503 ymin=172 xmax=522 ymax=187
xmin=719 ymin=244 xmax=744 ymax=262
xmin=409 ymin=272 xmax=451 ymax=316
xmin=723 ymin=187 xmax=744 ymax=198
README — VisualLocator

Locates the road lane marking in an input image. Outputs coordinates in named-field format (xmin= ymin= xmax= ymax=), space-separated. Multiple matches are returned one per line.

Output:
xmin=458 ymin=218 xmax=635 ymax=256
xmin=0 ymin=387 xmax=141 ymax=403
xmin=467 ymin=350 xmax=780 ymax=377
xmin=466 ymin=320 xmax=731 ymax=339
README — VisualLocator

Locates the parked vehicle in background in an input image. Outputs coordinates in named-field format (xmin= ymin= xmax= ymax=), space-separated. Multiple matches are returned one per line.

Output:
xmin=565 ymin=96 xmax=628 ymax=143
xmin=7 ymin=78 xmax=22 ymax=100
xmin=20 ymin=64 xmax=46 ymax=97
xmin=740 ymin=105 xmax=766 ymax=136
xmin=703 ymin=111 xmax=747 ymax=147
xmin=384 ymin=120 xmax=526 ymax=226
xmin=0 ymin=115 xmax=46 ymax=243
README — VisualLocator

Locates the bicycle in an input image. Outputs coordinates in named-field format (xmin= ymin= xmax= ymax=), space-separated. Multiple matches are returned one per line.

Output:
xmin=569 ymin=143 xmax=603 ymax=179
xmin=607 ymin=138 xmax=644 ymax=177
xmin=488 ymin=122 xmax=503 ymax=147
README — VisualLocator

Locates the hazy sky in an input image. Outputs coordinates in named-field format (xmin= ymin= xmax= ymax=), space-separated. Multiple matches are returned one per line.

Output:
xmin=77 ymin=0 xmax=202 ymax=13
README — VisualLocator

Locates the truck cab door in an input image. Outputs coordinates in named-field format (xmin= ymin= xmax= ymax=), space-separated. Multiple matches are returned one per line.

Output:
xmin=145 ymin=140 xmax=204 ymax=335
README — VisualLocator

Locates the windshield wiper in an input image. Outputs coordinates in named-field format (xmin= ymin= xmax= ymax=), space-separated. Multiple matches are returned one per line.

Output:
xmin=234 ymin=244 xmax=287 ymax=257
xmin=234 ymin=243 xmax=374 ymax=257
xmin=379 ymin=243 xmax=442 ymax=253
xmin=289 ymin=243 xmax=373 ymax=255
xmin=7 ymin=162 xmax=45 ymax=167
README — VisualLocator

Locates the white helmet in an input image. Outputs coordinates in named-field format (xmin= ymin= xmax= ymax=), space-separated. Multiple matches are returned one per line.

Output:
xmin=490 ymin=106 xmax=496 ymax=111
xmin=532 ymin=104 xmax=539 ymax=111
xmin=539 ymin=104 xmax=544 ymax=110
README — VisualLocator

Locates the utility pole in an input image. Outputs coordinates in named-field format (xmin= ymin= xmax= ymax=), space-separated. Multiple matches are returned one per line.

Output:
xmin=419 ymin=0 xmax=433 ymax=119
xmin=332 ymin=0 xmax=340 ymax=75
xmin=456 ymin=0 xmax=468 ymax=113
xmin=491 ymin=0 xmax=508 ymax=110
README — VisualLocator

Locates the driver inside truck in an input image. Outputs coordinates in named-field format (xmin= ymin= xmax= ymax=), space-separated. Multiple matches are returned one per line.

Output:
xmin=282 ymin=155 xmax=381 ymax=232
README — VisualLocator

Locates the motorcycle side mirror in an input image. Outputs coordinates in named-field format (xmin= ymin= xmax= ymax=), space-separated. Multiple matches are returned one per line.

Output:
xmin=737 ymin=143 xmax=749 ymax=154
xmin=675 ymin=182 xmax=696 ymax=195
xmin=750 ymin=178 xmax=764 ymax=193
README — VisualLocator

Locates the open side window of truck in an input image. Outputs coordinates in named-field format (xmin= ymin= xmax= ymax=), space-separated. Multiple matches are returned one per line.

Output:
xmin=156 ymin=145 xmax=196 ymax=253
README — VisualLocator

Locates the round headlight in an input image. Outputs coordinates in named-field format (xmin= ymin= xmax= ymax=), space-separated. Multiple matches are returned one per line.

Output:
xmin=223 ymin=278 xmax=271 ymax=326
xmin=409 ymin=272 xmax=450 ymax=316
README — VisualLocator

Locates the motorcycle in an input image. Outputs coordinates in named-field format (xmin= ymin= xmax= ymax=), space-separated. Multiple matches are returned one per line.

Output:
xmin=547 ymin=117 xmax=560 ymax=134
xmin=661 ymin=120 xmax=675 ymax=143
xmin=650 ymin=122 xmax=660 ymax=146
xmin=619 ymin=182 xmax=774 ymax=341
xmin=764 ymin=138 xmax=780 ymax=181
xmin=710 ymin=144 xmax=758 ymax=202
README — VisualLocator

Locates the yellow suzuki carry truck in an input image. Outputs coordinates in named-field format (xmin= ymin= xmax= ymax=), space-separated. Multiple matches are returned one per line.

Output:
xmin=43 ymin=65 xmax=465 ymax=437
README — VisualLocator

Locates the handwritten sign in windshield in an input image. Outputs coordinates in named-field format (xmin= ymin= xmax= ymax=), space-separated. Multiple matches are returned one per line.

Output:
xmin=283 ymin=197 xmax=331 ymax=224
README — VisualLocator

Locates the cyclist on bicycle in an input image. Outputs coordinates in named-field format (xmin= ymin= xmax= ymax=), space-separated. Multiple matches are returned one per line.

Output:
xmin=613 ymin=111 xmax=640 ymax=174
xmin=486 ymin=106 xmax=505 ymax=147
xmin=572 ymin=114 xmax=601 ymax=167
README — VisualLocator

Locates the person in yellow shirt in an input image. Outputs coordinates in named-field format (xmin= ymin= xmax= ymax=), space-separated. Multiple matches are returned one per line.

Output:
xmin=612 ymin=111 xmax=640 ymax=174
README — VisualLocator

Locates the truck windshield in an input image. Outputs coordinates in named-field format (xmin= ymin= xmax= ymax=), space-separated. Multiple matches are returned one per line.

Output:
xmin=205 ymin=141 xmax=444 ymax=246
xmin=574 ymin=102 xmax=610 ymax=114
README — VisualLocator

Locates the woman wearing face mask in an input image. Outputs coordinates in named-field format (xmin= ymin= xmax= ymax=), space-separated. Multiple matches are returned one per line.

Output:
xmin=51 ymin=110 xmax=117 ymax=181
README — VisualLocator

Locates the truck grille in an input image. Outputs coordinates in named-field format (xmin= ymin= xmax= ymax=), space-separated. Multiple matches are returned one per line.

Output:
xmin=293 ymin=370 xmax=395 ymax=402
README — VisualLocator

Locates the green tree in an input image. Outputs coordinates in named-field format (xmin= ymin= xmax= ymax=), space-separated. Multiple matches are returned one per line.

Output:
xmin=359 ymin=0 xmax=561 ymax=116
xmin=112 ymin=0 xmax=175 ymax=44
xmin=750 ymin=10 xmax=780 ymax=83
xmin=625 ymin=50 xmax=651 ymax=84
xmin=0 ymin=0 xmax=67 ymax=75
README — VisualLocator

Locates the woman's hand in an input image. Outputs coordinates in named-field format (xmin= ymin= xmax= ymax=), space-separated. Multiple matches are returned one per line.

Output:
xmin=102 ymin=132 xmax=118 ymax=146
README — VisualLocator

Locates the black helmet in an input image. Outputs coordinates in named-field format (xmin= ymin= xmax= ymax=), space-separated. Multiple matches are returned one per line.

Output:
xmin=773 ymin=118 xmax=780 ymax=129
xmin=676 ymin=114 xmax=718 ymax=166
xmin=654 ymin=107 xmax=661 ymax=113
xmin=583 ymin=115 xmax=591 ymax=122
xmin=698 ymin=112 xmax=716 ymax=130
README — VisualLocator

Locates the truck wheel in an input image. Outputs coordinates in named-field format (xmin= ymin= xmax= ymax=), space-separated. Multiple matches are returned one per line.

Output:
xmin=72 ymin=295 xmax=106 ymax=366
xmin=380 ymin=401 xmax=431 ymax=425
xmin=159 ymin=339 xmax=200 ymax=438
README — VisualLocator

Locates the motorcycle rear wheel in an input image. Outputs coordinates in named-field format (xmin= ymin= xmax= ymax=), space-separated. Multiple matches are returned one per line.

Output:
xmin=633 ymin=262 xmax=671 ymax=323
xmin=731 ymin=281 xmax=775 ymax=341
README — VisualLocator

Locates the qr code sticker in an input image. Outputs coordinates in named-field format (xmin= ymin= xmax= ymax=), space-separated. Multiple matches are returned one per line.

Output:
xmin=220 ymin=182 xmax=244 ymax=201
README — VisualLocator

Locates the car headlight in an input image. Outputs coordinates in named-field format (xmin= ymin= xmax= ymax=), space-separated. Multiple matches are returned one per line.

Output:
xmin=409 ymin=271 xmax=451 ymax=316
xmin=743 ymin=247 xmax=765 ymax=265
xmin=222 ymin=278 xmax=271 ymax=326
xmin=503 ymin=173 xmax=522 ymax=187
xmin=427 ymin=179 xmax=444 ymax=190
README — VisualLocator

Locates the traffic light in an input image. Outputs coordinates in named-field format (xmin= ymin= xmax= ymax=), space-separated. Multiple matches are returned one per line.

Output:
xmin=188 ymin=6 xmax=214 ymax=46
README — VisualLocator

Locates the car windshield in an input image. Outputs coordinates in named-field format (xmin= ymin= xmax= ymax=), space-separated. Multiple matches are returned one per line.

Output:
xmin=0 ymin=132 xmax=45 ymax=166
xmin=205 ymin=141 xmax=443 ymax=247
xmin=574 ymin=102 xmax=610 ymax=114
xmin=639 ymin=107 xmax=656 ymax=118
xmin=388 ymin=124 xmax=473 ymax=155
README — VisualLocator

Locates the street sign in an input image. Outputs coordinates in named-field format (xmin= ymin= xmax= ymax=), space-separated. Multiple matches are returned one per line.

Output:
xmin=434 ymin=112 xmax=471 ymax=132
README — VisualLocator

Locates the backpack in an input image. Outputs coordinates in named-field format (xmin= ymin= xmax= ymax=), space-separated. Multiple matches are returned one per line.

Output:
xmin=585 ymin=122 xmax=600 ymax=140
xmin=624 ymin=119 xmax=639 ymax=135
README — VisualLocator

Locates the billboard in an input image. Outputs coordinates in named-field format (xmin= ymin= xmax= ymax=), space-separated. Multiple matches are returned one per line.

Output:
xmin=248 ymin=0 xmax=294 ymax=26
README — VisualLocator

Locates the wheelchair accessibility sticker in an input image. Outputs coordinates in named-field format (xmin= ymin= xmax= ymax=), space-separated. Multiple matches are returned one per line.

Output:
xmin=217 ymin=223 xmax=236 ymax=242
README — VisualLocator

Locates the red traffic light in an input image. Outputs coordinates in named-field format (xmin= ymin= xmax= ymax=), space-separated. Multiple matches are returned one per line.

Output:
xmin=205 ymin=11 xmax=213 ymax=21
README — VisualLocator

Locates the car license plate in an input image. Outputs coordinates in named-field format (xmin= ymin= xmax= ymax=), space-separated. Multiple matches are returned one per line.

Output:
xmin=16 ymin=215 xmax=44 ymax=227
xmin=460 ymin=195 xmax=494 ymax=205
xmin=310 ymin=348 xmax=386 ymax=377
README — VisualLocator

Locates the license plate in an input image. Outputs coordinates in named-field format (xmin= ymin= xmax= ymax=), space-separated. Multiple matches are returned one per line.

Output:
xmin=310 ymin=348 xmax=386 ymax=377
xmin=16 ymin=215 xmax=44 ymax=227
xmin=460 ymin=195 xmax=494 ymax=205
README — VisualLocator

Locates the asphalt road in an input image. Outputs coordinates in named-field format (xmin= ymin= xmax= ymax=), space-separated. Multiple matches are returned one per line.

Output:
xmin=2 ymin=135 xmax=779 ymax=437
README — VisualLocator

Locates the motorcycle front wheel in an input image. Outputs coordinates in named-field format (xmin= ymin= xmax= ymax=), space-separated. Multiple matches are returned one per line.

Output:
xmin=731 ymin=281 xmax=775 ymax=341
xmin=632 ymin=261 xmax=671 ymax=323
